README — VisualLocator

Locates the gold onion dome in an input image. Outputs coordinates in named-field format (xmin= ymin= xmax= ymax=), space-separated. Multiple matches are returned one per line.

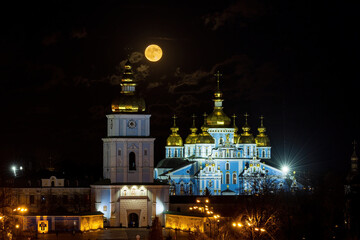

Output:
xmin=185 ymin=114 xmax=198 ymax=144
xmin=111 ymin=60 xmax=146 ymax=113
xmin=196 ymin=113 xmax=215 ymax=144
xmin=255 ymin=116 xmax=270 ymax=147
xmin=206 ymin=71 xmax=231 ymax=127
xmin=167 ymin=115 xmax=183 ymax=146
xmin=239 ymin=113 xmax=255 ymax=144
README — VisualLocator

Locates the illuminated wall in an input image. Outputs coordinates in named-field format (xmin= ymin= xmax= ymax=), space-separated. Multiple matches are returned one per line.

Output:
xmin=165 ymin=214 xmax=205 ymax=232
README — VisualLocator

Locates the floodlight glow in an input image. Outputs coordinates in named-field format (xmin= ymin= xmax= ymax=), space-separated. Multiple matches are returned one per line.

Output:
xmin=281 ymin=165 xmax=289 ymax=174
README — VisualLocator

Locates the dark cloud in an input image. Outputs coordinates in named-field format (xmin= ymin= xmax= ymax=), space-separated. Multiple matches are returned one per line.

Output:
xmin=169 ymin=68 xmax=210 ymax=93
xmin=72 ymin=27 xmax=87 ymax=39
xmin=204 ymin=0 xmax=266 ymax=30
xmin=42 ymin=32 xmax=62 ymax=46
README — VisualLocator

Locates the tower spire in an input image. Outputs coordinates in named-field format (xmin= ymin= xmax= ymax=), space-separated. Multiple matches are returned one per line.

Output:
xmin=172 ymin=114 xmax=177 ymax=127
xmin=192 ymin=114 xmax=196 ymax=127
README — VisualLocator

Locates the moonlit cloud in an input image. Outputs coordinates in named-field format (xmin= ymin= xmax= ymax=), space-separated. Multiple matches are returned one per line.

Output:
xmin=72 ymin=27 xmax=87 ymax=39
xmin=169 ymin=68 xmax=210 ymax=93
xmin=204 ymin=0 xmax=266 ymax=30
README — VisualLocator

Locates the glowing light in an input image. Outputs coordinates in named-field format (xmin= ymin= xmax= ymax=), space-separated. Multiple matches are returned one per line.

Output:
xmin=281 ymin=165 xmax=289 ymax=174
xmin=15 ymin=224 xmax=19 ymax=228
xmin=232 ymin=223 xmax=236 ymax=227
xmin=237 ymin=223 xmax=242 ymax=227
xmin=260 ymin=228 xmax=266 ymax=232
xmin=144 ymin=44 xmax=163 ymax=62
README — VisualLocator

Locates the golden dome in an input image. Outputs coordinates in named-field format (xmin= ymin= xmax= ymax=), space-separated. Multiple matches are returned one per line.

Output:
xmin=255 ymin=116 xmax=270 ymax=147
xmin=185 ymin=114 xmax=198 ymax=144
xmin=239 ymin=113 xmax=255 ymax=144
xmin=207 ymin=108 xmax=231 ymax=127
xmin=206 ymin=71 xmax=231 ymax=127
xmin=111 ymin=60 xmax=146 ymax=113
xmin=167 ymin=115 xmax=183 ymax=146
xmin=196 ymin=113 xmax=215 ymax=144
xmin=111 ymin=95 xmax=145 ymax=113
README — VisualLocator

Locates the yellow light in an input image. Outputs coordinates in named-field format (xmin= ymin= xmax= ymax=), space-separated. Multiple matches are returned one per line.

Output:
xmin=255 ymin=228 xmax=259 ymax=231
xmin=17 ymin=208 xmax=20 ymax=210
xmin=247 ymin=223 xmax=251 ymax=226
xmin=196 ymin=200 xmax=200 ymax=203
xmin=232 ymin=223 xmax=236 ymax=227
xmin=189 ymin=207 xmax=193 ymax=210
xmin=0 ymin=216 xmax=3 ymax=220
xmin=260 ymin=228 xmax=265 ymax=232
xmin=15 ymin=224 xmax=19 ymax=229
xmin=205 ymin=199 xmax=209 ymax=203
xmin=13 ymin=209 xmax=16 ymax=211
xmin=237 ymin=223 xmax=242 ymax=227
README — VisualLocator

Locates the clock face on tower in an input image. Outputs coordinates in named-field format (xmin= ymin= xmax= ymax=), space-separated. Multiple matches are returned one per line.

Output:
xmin=128 ymin=119 xmax=136 ymax=129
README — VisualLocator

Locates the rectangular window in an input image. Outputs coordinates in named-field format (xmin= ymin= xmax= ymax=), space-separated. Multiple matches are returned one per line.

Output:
xmin=144 ymin=149 xmax=147 ymax=156
xmin=118 ymin=149 xmax=121 ymax=156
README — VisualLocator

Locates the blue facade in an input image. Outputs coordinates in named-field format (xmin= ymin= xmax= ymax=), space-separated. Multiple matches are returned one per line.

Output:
xmin=155 ymin=78 xmax=300 ymax=196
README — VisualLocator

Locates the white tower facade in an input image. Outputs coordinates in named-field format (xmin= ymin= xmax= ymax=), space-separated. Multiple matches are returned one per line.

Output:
xmin=103 ymin=113 xmax=154 ymax=183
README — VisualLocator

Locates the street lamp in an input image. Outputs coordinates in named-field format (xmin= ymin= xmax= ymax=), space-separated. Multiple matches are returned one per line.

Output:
xmin=11 ymin=165 xmax=23 ymax=177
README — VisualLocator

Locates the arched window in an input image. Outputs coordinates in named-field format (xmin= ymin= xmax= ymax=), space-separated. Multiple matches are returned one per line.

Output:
xmin=189 ymin=184 xmax=193 ymax=195
xmin=225 ymin=162 xmax=230 ymax=170
xmin=225 ymin=173 xmax=230 ymax=184
xmin=247 ymin=148 xmax=250 ymax=156
xmin=180 ymin=184 xmax=184 ymax=195
xmin=129 ymin=152 xmax=136 ymax=171
xmin=219 ymin=138 xmax=223 ymax=145
xmin=171 ymin=184 xmax=176 ymax=195
xmin=262 ymin=149 xmax=265 ymax=158
xmin=233 ymin=173 xmax=237 ymax=184
xmin=174 ymin=150 xmax=177 ymax=157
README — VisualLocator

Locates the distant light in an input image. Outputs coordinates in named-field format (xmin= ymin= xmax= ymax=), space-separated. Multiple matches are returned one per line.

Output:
xmin=281 ymin=165 xmax=289 ymax=174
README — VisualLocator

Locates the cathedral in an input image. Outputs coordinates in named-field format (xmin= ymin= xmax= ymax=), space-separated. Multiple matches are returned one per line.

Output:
xmin=154 ymin=72 xmax=299 ymax=195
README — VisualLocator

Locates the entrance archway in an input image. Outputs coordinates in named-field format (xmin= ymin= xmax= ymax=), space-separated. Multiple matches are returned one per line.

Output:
xmin=128 ymin=213 xmax=139 ymax=228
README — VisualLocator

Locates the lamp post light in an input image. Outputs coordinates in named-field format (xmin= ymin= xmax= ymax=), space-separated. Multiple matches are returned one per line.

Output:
xmin=232 ymin=221 xmax=268 ymax=240
xmin=11 ymin=165 xmax=23 ymax=177
xmin=189 ymin=198 xmax=220 ymax=238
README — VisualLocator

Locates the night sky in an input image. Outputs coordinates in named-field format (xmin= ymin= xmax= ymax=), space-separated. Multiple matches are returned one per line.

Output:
xmin=1 ymin=1 xmax=359 ymax=181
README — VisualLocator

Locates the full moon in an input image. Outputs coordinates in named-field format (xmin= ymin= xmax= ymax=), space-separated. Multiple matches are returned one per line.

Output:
xmin=144 ymin=44 xmax=163 ymax=62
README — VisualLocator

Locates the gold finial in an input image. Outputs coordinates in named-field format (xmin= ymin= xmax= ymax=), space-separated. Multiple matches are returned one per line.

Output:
xmin=232 ymin=114 xmax=237 ymax=126
xmin=214 ymin=71 xmax=222 ymax=90
xmin=192 ymin=114 xmax=196 ymax=127
xmin=203 ymin=112 xmax=208 ymax=123
xmin=244 ymin=113 xmax=249 ymax=124
xmin=172 ymin=114 xmax=177 ymax=127
xmin=260 ymin=115 xmax=264 ymax=126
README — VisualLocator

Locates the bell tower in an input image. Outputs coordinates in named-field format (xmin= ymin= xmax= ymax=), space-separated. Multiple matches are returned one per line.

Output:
xmin=103 ymin=60 xmax=154 ymax=183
